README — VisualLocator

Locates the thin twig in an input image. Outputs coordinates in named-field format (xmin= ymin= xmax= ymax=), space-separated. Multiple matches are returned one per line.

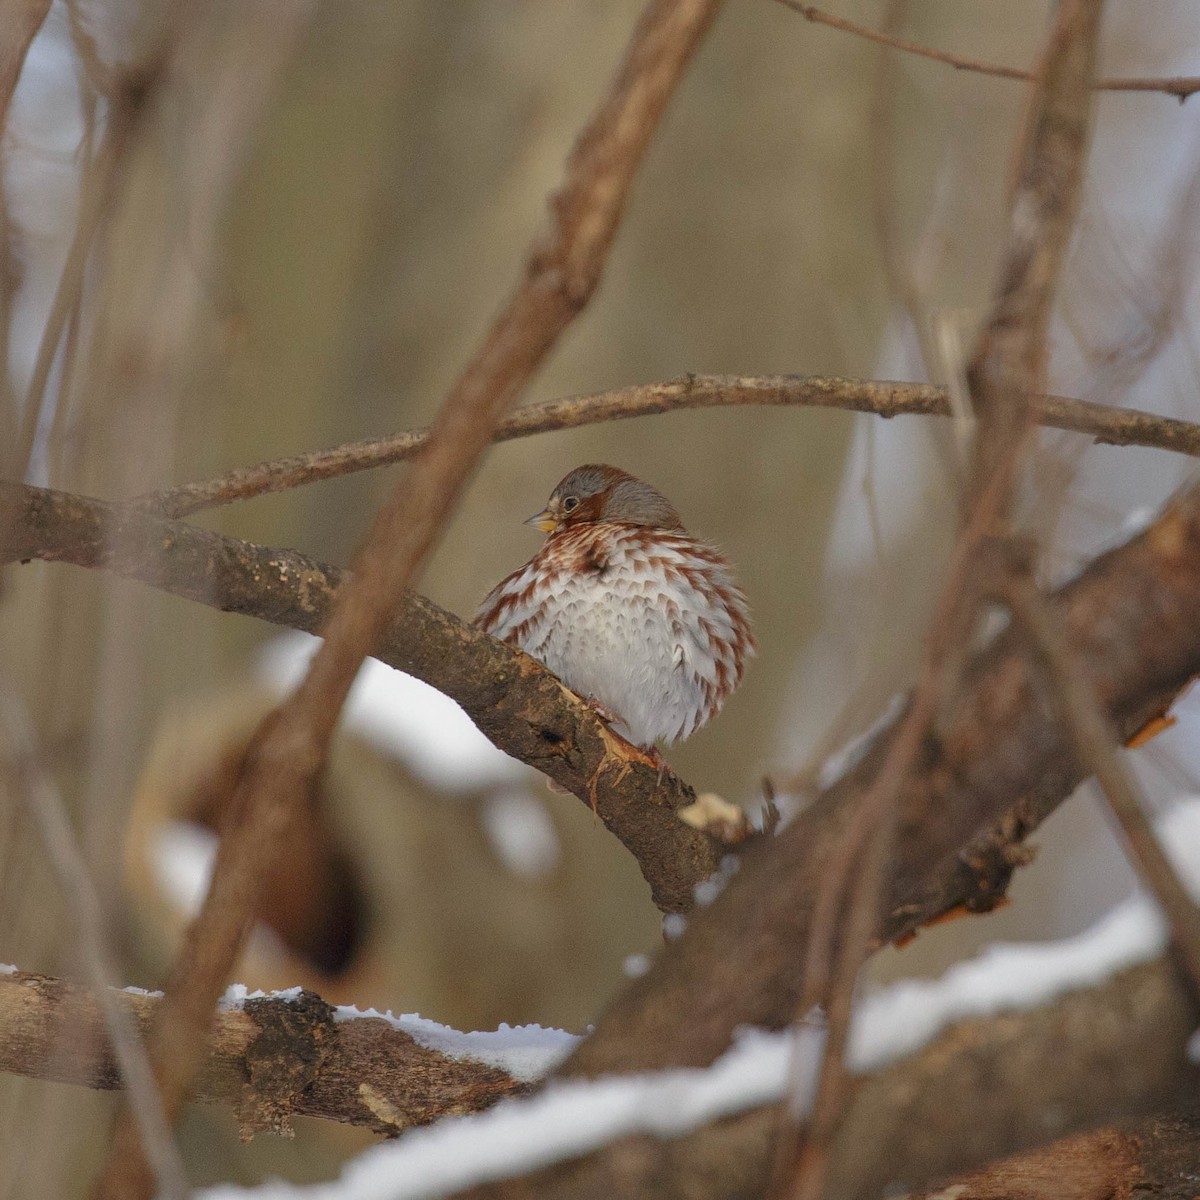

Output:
xmin=16 ymin=100 xmax=133 ymax=479
xmin=0 ymin=691 xmax=188 ymax=1200
xmin=1007 ymin=576 xmax=1200 ymax=997
xmin=97 ymin=6 xmax=725 ymax=1197
xmin=775 ymin=450 xmax=1014 ymax=1199
xmin=137 ymin=376 xmax=1200 ymax=518
xmin=0 ymin=0 xmax=53 ymax=514
xmin=774 ymin=1 xmax=1200 ymax=100
xmin=780 ymin=5 xmax=1103 ymax=1193
xmin=967 ymin=0 xmax=1102 ymax=507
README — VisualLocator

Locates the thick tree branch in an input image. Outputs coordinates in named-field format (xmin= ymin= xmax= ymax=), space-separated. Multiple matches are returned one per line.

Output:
xmin=0 ymin=480 xmax=732 ymax=915
xmin=139 ymin=375 xmax=1200 ymax=518
xmin=560 ymin=475 xmax=1200 ymax=1077
xmin=453 ymin=955 xmax=1200 ymax=1200
xmin=775 ymin=2 xmax=1200 ymax=100
xmin=0 ymin=971 xmax=527 ymax=1135
xmin=6 ymin=955 xmax=1195 ymax=1200
xmin=907 ymin=1113 xmax=1200 ymax=1200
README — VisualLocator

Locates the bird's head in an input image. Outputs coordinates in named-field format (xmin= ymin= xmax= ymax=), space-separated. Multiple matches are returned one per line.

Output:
xmin=525 ymin=464 xmax=684 ymax=535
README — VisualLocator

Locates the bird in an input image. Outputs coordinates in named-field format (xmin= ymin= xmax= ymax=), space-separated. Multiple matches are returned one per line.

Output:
xmin=476 ymin=464 xmax=754 ymax=759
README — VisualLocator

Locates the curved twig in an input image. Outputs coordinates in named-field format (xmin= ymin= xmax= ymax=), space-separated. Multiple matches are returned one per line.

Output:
xmin=138 ymin=375 xmax=1200 ymax=518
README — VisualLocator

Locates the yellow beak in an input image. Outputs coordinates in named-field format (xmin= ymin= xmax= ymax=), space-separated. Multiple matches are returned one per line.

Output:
xmin=524 ymin=508 xmax=559 ymax=534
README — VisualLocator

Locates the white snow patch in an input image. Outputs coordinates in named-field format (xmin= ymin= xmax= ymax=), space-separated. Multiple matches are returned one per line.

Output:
xmin=197 ymin=799 xmax=1200 ymax=1199
xmin=152 ymin=820 xmax=219 ymax=916
xmin=256 ymin=632 xmax=530 ymax=793
xmin=121 ymin=985 xmax=165 ymax=999
xmin=849 ymin=898 xmax=1163 ymax=1073
xmin=817 ymin=693 xmax=907 ymax=791
xmin=0 ymin=964 xmax=16 ymax=976
xmin=622 ymin=954 xmax=651 ymax=978
xmin=1121 ymin=506 xmax=1156 ymax=537
xmin=332 ymin=1007 xmax=577 ymax=1083
xmin=849 ymin=799 xmax=1200 ymax=1073
xmin=662 ymin=913 xmax=687 ymax=941
xmin=480 ymin=789 xmax=560 ymax=878
xmin=1186 ymin=1026 xmax=1200 ymax=1065
xmin=221 ymin=984 xmax=305 ymax=1009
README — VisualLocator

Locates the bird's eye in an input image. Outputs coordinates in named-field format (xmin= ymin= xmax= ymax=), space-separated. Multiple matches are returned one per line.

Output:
xmin=562 ymin=496 xmax=579 ymax=512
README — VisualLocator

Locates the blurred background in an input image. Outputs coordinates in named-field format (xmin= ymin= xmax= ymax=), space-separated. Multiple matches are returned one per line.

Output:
xmin=0 ymin=0 xmax=1198 ymax=1191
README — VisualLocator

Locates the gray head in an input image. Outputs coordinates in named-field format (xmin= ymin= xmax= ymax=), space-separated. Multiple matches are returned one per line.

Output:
xmin=526 ymin=464 xmax=685 ymax=534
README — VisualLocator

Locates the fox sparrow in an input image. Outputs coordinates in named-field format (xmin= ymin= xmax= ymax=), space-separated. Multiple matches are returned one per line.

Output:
xmin=477 ymin=464 xmax=754 ymax=752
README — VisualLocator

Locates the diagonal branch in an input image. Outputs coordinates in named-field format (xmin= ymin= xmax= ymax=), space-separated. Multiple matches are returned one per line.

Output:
xmin=96 ymin=4 xmax=727 ymax=1198
xmin=559 ymin=474 xmax=1200 ymax=1079
xmin=138 ymin=376 xmax=1200 ymax=519
xmin=0 ymin=480 xmax=730 ymax=915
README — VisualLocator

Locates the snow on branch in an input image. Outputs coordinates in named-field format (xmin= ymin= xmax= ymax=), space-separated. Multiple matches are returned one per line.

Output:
xmin=4 ymin=801 xmax=1197 ymax=1198
xmin=0 ymin=970 xmax=561 ymax=1136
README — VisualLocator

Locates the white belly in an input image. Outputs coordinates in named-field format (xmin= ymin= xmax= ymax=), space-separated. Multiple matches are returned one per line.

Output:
xmin=525 ymin=570 xmax=700 ymax=747
xmin=478 ymin=523 xmax=751 ymax=749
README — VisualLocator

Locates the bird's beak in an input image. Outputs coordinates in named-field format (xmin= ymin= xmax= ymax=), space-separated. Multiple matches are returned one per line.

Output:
xmin=524 ymin=507 xmax=559 ymax=533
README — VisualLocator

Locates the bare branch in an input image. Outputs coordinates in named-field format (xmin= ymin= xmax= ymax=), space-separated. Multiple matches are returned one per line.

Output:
xmin=139 ymin=376 xmax=1200 ymax=519
xmin=907 ymin=1113 xmax=1200 ymax=1200
xmin=0 ymin=700 xmax=187 ymax=1199
xmin=775 ymin=2 xmax=1200 ymax=100
xmin=0 ymin=971 xmax=527 ymax=1134
xmin=967 ymin=0 xmax=1102 ymax=503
